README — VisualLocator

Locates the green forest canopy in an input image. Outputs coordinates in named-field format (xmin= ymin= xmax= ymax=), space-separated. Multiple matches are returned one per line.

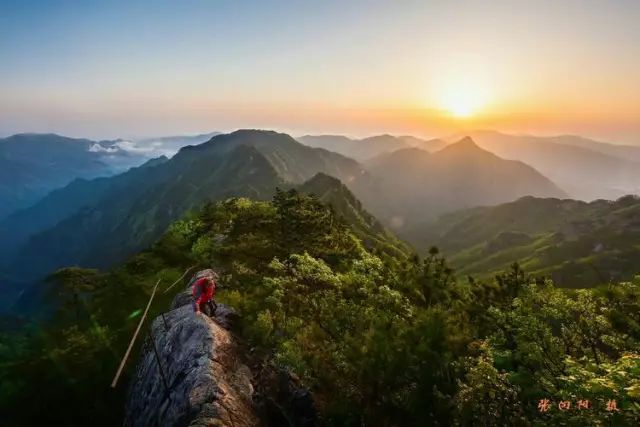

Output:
xmin=1 ymin=190 xmax=639 ymax=425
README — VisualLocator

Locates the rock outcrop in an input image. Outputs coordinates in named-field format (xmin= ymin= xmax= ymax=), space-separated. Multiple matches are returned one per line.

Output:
xmin=124 ymin=291 xmax=259 ymax=427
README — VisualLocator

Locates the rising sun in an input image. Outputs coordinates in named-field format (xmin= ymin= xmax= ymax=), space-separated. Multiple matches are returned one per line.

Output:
xmin=441 ymin=83 xmax=488 ymax=118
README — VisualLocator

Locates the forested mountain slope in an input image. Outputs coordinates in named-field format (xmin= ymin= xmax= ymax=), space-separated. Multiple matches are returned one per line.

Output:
xmin=2 ymin=130 xmax=366 ymax=282
xmin=2 ymin=189 xmax=639 ymax=426
xmin=406 ymin=195 xmax=640 ymax=287
xmin=0 ymin=133 xmax=145 ymax=218
xmin=298 ymin=173 xmax=411 ymax=258
xmin=0 ymin=156 xmax=169 ymax=265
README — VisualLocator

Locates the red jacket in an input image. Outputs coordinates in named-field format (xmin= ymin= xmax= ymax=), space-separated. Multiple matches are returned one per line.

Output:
xmin=192 ymin=277 xmax=215 ymax=308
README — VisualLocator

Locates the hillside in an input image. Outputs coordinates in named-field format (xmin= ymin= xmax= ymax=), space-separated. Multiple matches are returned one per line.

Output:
xmin=1 ymin=130 xmax=366 ymax=283
xmin=298 ymin=173 xmax=412 ymax=258
xmin=0 ymin=133 xmax=148 ymax=218
xmin=0 ymin=173 xmax=398 ymax=316
xmin=0 ymin=188 xmax=409 ymax=425
xmin=462 ymin=130 xmax=640 ymax=200
xmin=0 ymin=156 xmax=170 ymax=265
xmin=297 ymin=134 xmax=445 ymax=161
xmin=3 ymin=186 xmax=639 ymax=426
xmin=188 ymin=130 xmax=362 ymax=183
xmin=406 ymin=195 xmax=640 ymax=287
xmin=352 ymin=137 xmax=566 ymax=231
xmin=547 ymin=134 xmax=640 ymax=162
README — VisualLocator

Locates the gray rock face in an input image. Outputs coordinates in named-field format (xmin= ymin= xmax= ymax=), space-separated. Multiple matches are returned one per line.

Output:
xmin=170 ymin=290 xmax=194 ymax=311
xmin=170 ymin=289 xmax=240 ymax=330
xmin=124 ymin=297 xmax=258 ymax=427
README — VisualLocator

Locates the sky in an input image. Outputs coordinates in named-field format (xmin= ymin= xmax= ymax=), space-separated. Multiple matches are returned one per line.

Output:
xmin=1 ymin=0 xmax=639 ymax=143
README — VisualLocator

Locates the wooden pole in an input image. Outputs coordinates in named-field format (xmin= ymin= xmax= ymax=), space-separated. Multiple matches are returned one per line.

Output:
xmin=163 ymin=265 xmax=196 ymax=294
xmin=111 ymin=278 xmax=161 ymax=388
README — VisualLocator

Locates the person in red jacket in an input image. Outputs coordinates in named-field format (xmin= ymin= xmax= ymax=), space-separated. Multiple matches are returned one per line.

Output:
xmin=192 ymin=275 xmax=217 ymax=316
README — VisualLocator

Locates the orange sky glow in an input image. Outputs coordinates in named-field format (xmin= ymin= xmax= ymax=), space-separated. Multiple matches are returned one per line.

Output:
xmin=1 ymin=1 xmax=638 ymax=144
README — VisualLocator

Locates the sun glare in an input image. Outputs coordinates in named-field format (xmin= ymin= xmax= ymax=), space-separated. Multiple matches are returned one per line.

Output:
xmin=443 ymin=85 xmax=487 ymax=118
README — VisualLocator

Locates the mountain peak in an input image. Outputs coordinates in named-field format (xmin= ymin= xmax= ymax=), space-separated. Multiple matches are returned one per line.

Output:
xmin=139 ymin=155 xmax=169 ymax=169
xmin=179 ymin=129 xmax=295 ymax=153
xmin=363 ymin=134 xmax=394 ymax=140
xmin=302 ymin=172 xmax=342 ymax=187
xmin=438 ymin=136 xmax=485 ymax=155
xmin=454 ymin=136 xmax=479 ymax=148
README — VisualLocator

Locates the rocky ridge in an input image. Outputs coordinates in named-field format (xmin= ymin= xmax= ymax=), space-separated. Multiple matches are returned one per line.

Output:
xmin=124 ymin=291 xmax=258 ymax=427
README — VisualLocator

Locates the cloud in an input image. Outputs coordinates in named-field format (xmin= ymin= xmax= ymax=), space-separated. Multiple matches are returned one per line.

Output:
xmin=88 ymin=143 xmax=120 ymax=153
xmin=113 ymin=140 xmax=156 ymax=154
xmin=90 ymin=139 xmax=181 ymax=159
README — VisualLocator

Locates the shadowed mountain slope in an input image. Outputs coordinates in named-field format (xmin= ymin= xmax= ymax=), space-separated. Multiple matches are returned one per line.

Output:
xmin=2 ymin=130 xmax=366 ymax=282
xmin=462 ymin=130 xmax=640 ymax=200
xmin=298 ymin=173 xmax=412 ymax=258
xmin=351 ymin=137 xmax=566 ymax=231
xmin=0 ymin=133 xmax=147 ymax=218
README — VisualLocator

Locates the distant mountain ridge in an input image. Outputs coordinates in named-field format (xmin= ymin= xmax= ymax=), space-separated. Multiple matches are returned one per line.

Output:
xmin=297 ymin=134 xmax=446 ymax=161
xmin=187 ymin=130 xmax=363 ymax=183
xmin=459 ymin=130 xmax=640 ymax=200
xmin=131 ymin=132 xmax=220 ymax=157
xmin=0 ymin=133 xmax=151 ymax=219
xmin=5 ymin=130 xmax=621 ymax=297
xmin=299 ymin=130 xmax=640 ymax=201
xmin=544 ymin=134 xmax=640 ymax=162
xmin=351 ymin=136 xmax=566 ymax=230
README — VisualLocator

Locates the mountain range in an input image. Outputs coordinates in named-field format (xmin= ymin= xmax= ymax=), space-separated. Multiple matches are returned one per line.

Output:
xmin=0 ymin=133 xmax=149 ymax=219
xmin=0 ymin=130 xmax=365 ymax=284
xmin=297 ymin=134 xmax=446 ymax=161
xmin=4 ymin=127 xmax=640 ymax=304
xmin=461 ymin=130 xmax=640 ymax=200
xmin=299 ymin=130 xmax=640 ymax=202
xmin=350 ymin=137 xmax=566 ymax=230
xmin=2 ymin=131 xmax=575 ymax=283
xmin=406 ymin=195 xmax=640 ymax=287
